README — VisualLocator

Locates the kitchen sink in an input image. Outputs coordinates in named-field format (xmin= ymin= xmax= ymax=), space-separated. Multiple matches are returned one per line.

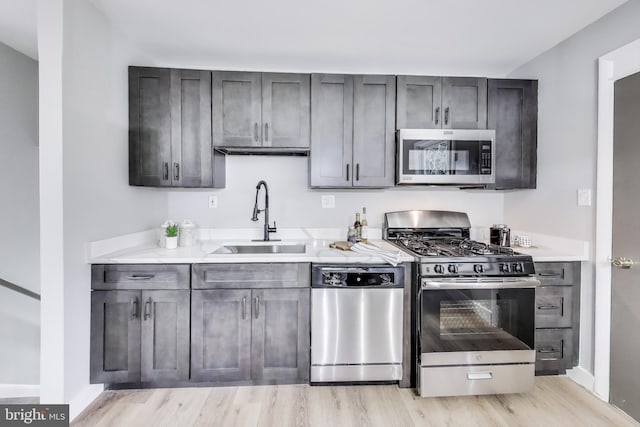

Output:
xmin=210 ymin=243 xmax=306 ymax=255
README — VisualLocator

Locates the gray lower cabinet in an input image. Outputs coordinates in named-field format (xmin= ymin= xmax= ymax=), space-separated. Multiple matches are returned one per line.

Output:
xmin=396 ymin=76 xmax=487 ymax=129
xmin=90 ymin=289 xmax=190 ymax=384
xmin=488 ymin=79 xmax=538 ymax=189
xmin=129 ymin=67 xmax=224 ymax=188
xmin=310 ymin=74 xmax=396 ymax=188
xmin=534 ymin=262 xmax=581 ymax=375
xmin=191 ymin=263 xmax=311 ymax=384
xmin=212 ymin=71 xmax=310 ymax=149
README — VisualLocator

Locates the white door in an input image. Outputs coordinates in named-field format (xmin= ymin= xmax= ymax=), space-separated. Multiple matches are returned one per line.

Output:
xmin=610 ymin=70 xmax=640 ymax=422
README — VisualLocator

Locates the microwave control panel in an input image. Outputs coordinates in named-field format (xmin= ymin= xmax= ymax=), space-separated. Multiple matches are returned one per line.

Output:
xmin=480 ymin=143 xmax=492 ymax=175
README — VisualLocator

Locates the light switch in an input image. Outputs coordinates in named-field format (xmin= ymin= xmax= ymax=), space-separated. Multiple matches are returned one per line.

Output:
xmin=577 ymin=189 xmax=592 ymax=207
xmin=321 ymin=195 xmax=335 ymax=209
xmin=208 ymin=195 xmax=218 ymax=208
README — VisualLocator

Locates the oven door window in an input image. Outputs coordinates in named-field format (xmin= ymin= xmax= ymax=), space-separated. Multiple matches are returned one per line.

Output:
xmin=402 ymin=139 xmax=485 ymax=176
xmin=420 ymin=288 xmax=535 ymax=353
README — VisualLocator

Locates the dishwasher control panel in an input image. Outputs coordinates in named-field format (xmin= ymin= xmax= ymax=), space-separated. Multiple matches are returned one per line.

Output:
xmin=312 ymin=265 xmax=404 ymax=288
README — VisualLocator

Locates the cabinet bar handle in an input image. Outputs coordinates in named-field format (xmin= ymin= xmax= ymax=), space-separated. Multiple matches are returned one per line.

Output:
xmin=444 ymin=107 xmax=450 ymax=125
xmin=537 ymin=305 xmax=560 ymax=310
xmin=254 ymin=296 xmax=259 ymax=319
xmin=264 ymin=123 xmax=269 ymax=142
xmin=356 ymin=163 xmax=360 ymax=181
xmin=131 ymin=298 xmax=138 ymax=320
xmin=254 ymin=123 xmax=259 ymax=142
xmin=538 ymin=348 xmax=559 ymax=354
xmin=435 ymin=107 xmax=440 ymax=125
xmin=127 ymin=274 xmax=155 ymax=280
xmin=242 ymin=297 xmax=247 ymax=320
xmin=144 ymin=297 xmax=152 ymax=320
xmin=163 ymin=162 xmax=169 ymax=181
xmin=346 ymin=164 xmax=350 ymax=181
xmin=538 ymin=272 xmax=562 ymax=277
xmin=174 ymin=163 xmax=180 ymax=181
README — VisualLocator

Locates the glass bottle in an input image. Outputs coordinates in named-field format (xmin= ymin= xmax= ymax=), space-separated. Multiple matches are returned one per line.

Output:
xmin=360 ymin=207 xmax=369 ymax=243
xmin=353 ymin=213 xmax=362 ymax=241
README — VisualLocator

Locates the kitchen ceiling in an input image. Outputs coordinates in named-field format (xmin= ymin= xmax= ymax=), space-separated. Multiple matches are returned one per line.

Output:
xmin=0 ymin=0 xmax=629 ymax=75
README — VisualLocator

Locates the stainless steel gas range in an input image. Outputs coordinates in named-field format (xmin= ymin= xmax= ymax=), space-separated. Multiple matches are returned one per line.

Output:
xmin=384 ymin=210 xmax=539 ymax=397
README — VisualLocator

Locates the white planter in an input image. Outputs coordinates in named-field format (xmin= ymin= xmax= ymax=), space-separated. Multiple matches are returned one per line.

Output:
xmin=165 ymin=236 xmax=178 ymax=249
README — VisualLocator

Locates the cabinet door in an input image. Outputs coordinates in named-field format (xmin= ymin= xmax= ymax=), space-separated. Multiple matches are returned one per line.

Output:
xmin=129 ymin=67 xmax=171 ymax=186
xmin=262 ymin=73 xmax=310 ymax=148
xmin=251 ymin=288 xmax=310 ymax=382
xmin=90 ymin=291 xmax=141 ymax=384
xmin=442 ymin=77 xmax=487 ymax=129
xmin=170 ymin=69 xmax=213 ymax=187
xmin=140 ymin=290 xmax=190 ymax=382
xmin=488 ymin=79 xmax=538 ymax=189
xmin=212 ymin=71 xmax=262 ymax=147
xmin=353 ymin=75 xmax=396 ymax=187
xmin=310 ymin=74 xmax=354 ymax=187
xmin=396 ymin=75 xmax=442 ymax=129
xmin=191 ymin=289 xmax=252 ymax=382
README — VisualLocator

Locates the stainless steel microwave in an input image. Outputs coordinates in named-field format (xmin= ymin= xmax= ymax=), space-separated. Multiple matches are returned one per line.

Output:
xmin=397 ymin=129 xmax=496 ymax=185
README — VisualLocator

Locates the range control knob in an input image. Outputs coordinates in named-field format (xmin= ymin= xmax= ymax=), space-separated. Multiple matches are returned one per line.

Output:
xmin=500 ymin=263 xmax=510 ymax=273
xmin=448 ymin=264 xmax=458 ymax=274
xmin=434 ymin=264 xmax=445 ymax=275
xmin=513 ymin=263 xmax=523 ymax=273
xmin=474 ymin=264 xmax=485 ymax=274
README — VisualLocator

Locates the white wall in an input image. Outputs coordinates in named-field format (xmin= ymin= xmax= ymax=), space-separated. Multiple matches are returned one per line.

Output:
xmin=38 ymin=0 xmax=168 ymax=409
xmin=504 ymin=0 xmax=640 ymax=376
xmin=0 ymin=41 xmax=39 ymax=385
xmin=168 ymin=156 xmax=504 ymax=232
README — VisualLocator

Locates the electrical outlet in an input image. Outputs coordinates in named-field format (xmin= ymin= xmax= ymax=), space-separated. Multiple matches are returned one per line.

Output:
xmin=321 ymin=195 xmax=335 ymax=209
xmin=577 ymin=189 xmax=592 ymax=207
xmin=208 ymin=195 xmax=218 ymax=209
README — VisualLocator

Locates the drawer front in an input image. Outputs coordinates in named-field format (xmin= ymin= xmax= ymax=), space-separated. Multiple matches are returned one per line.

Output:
xmin=534 ymin=262 xmax=579 ymax=287
xmin=91 ymin=265 xmax=190 ymax=290
xmin=192 ymin=263 xmax=311 ymax=289
xmin=535 ymin=328 xmax=573 ymax=375
xmin=535 ymin=286 xmax=573 ymax=328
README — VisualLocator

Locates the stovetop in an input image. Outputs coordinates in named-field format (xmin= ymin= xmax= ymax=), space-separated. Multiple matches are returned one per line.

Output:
xmin=391 ymin=234 xmax=515 ymax=258
xmin=383 ymin=210 xmax=535 ymax=277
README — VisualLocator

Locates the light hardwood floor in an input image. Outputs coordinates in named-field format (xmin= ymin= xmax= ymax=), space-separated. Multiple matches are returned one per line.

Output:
xmin=72 ymin=377 xmax=638 ymax=427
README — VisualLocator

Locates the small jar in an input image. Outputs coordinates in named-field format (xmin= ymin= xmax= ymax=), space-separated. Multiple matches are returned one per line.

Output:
xmin=179 ymin=220 xmax=196 ymax=247
xmin=347 ymin=226 xmax=357 ymax=243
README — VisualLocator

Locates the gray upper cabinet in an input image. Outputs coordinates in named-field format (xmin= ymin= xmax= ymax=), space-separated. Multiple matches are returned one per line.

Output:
xmin=488 ymin=79 xmax=538 ymax=189
xmin=310 ymin=74 xmax=395 ymax=188
xmin=397 ymin=76 xmax=487 ymax=129
xmin=129 ymin=67 xmax=223 ymax=188
xmin=310 ymin=74 xmax=354 ymax=187
xmin=396 ymin=76 xmax=442 ymax=129
xmin=212 ymin=71 xmax=310 ymax=149
xmin=353 ymin=75 xmax=396 ymax=187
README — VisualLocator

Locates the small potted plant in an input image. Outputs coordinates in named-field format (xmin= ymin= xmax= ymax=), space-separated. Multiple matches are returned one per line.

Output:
xmin=165 ymin=223 xmax=179 ymax=249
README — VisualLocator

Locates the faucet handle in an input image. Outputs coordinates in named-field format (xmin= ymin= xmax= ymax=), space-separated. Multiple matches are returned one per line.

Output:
xmin=269 ymin=221 xmax=277 ymax=232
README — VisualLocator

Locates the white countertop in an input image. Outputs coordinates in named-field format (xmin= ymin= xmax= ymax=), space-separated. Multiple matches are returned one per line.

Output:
xmin=87 ymin=228 xmax=589 ymax=265
xmin=87 ymin=228 xmax=415 ymax=265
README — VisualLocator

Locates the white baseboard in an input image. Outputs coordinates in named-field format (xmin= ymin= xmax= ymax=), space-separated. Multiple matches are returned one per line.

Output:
xmin=566 ymin=366 xmax=597 ymax=396
xmin=0 ymin=384 xmax=40 ymax=399
xmin=69 ymin=384 xmax=104 ymax=422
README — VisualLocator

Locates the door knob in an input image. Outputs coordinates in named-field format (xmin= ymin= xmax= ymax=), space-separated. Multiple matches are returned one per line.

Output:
xmin=611 ymin=257 xmax=634 ymax=269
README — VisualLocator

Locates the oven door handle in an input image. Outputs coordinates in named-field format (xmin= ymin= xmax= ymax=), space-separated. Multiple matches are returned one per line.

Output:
xmin=421 ymin=278 xmax=539 ymax=290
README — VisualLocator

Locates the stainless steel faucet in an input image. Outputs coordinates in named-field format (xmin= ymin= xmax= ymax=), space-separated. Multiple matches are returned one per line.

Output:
xmin=251 ymin=180 xmax=278 ymax=241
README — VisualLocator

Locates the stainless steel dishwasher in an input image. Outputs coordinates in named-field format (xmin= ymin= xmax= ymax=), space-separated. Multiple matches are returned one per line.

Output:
xmin=310 ymin=264 xmax=404 ymax=383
